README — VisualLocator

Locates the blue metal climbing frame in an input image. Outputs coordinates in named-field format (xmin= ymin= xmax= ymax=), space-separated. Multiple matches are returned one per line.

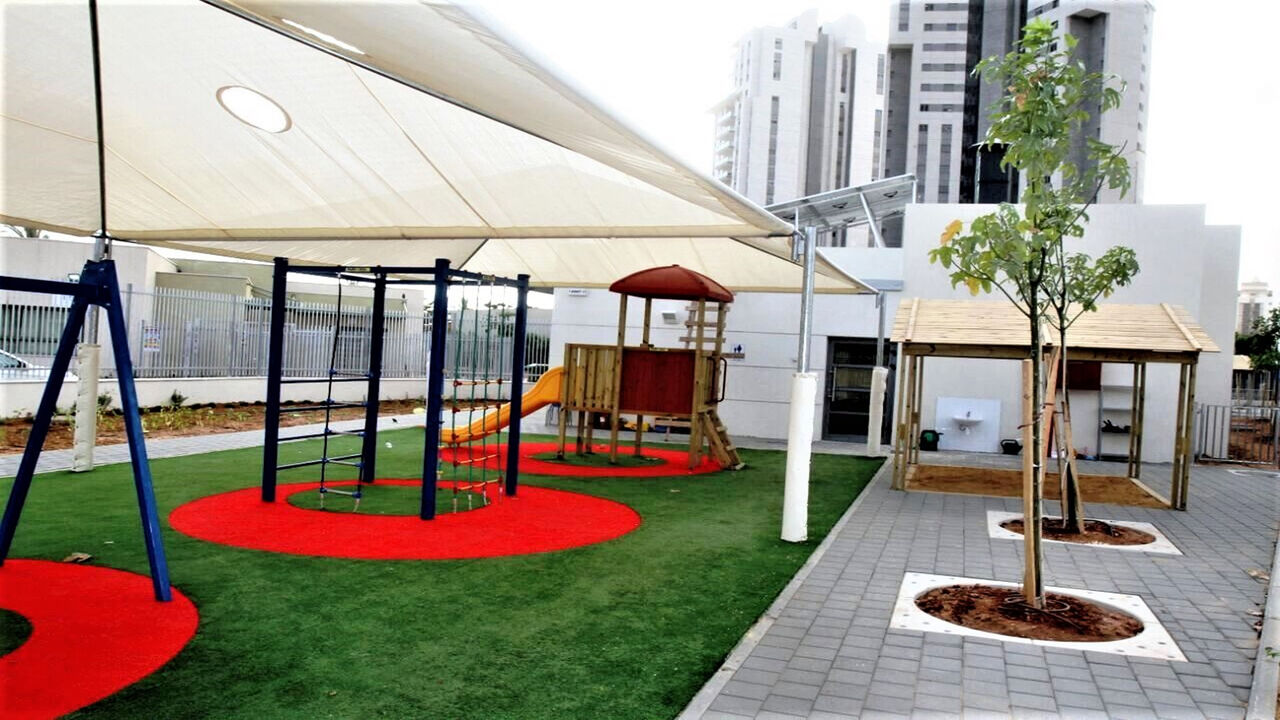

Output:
xmin=259 ymin=257 xmax=531 ymax=520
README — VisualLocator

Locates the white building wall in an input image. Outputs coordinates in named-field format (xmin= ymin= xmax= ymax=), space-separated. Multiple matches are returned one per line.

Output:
xmin=895 ymin=203 xmax=1236 ymax=462
xmin=544 ymin=204 xmax=1239 ymax=463
xmin=546 ymin=245 xmax=902 ymax=441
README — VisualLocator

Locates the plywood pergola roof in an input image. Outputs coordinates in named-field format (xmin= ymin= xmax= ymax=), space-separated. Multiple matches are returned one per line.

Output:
xmin=891 ymin=299 xmax=1219 ymax=363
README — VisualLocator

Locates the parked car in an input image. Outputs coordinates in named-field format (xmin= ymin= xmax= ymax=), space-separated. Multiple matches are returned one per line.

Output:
xmin=0 ymin=349 xmax=77 ymax=381
xmin=523 ymin=363 xmax=549 ymax=381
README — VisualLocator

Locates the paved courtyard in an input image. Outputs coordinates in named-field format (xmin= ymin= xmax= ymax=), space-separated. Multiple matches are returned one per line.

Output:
xmin=4 ymin=423 xmax=1275 ymax=719
xmin=685 ymin=460 xmax=1278 ymax=720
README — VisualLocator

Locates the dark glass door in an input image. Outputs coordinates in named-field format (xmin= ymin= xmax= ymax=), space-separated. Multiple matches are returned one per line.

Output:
xmin=822 ymin=338 xmax=895 ymax=442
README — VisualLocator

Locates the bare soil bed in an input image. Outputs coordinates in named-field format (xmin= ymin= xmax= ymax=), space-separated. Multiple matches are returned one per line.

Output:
xmin=0 ymin=398 xmax=427 ymax=455
xmin=1001 ymin=517 xmax=1156 ymax=546
xmin=916 ymin=584 xmax=1143 ymax=642
xmin=1227 ymin=416 xmax=1277 ymax=464
xmin=907 ymin=463 xmax=1166 ymax=508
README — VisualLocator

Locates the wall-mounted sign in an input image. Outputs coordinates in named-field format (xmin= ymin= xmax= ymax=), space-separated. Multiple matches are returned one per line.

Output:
xmin=142 ymin=325 xmax=161 ymax=353
xmin=567 ymin=288 xmax=589 ymax=297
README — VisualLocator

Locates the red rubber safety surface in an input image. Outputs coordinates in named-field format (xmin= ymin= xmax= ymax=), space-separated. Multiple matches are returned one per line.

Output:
xmin=169 ymin=480 xmax=642 ymax=559
xmin=0 ymin=560 xmax=198 ymax=720
xmin=442 ymin=441 xmax=722 ymax=477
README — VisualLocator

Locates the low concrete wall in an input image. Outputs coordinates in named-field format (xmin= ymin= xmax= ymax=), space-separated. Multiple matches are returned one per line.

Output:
xmin=1 ymin=376 xmax=444 ymax=416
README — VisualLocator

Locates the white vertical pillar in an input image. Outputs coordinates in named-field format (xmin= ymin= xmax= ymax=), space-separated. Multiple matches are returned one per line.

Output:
xmin=782 ymin=372 xmax=817 ymax=542
xmin=867 ymin=366 xmax=888 ymax=455
xmin=71 ymin=343 xmax=100 ymax=472
xmin=782 ymin=224 xmax=819 ymax=543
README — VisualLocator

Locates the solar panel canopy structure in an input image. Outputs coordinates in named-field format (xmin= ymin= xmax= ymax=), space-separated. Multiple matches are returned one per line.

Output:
xmin=0 ymin=0 xmax=872 ymax=293
xmin=766 ymin=176 xmax=915 ymax=235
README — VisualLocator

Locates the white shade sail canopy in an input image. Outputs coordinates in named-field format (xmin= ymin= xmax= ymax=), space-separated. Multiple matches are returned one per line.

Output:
xmin=0 ymin=0 xmax=871 ymax=293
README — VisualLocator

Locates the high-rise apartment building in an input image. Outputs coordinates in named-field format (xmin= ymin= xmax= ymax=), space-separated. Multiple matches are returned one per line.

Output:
xmin=883 ymin=0 xmax=1152 ymax=214
xmin=1238 ymin=280 xmax=1273 ymax=335
xmin=713 ymin=11 xmax=886 ymax=245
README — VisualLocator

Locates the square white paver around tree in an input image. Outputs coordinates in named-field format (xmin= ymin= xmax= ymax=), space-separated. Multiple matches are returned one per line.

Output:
xmin=985 ymin=510 xmax=1182 ymax=555
xmin=891 ymin=572 xmax=1186 ymax=662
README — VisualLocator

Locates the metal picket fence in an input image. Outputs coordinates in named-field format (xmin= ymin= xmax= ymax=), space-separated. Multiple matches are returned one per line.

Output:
xmin=1195 ymin=403 xmax=1279 ymax=466
xmin=0 ymin=287 xmax=551 ymax=381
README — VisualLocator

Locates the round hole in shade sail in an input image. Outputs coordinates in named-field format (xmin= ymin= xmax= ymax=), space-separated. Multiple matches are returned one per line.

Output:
xmin=280 ymin=17 xmax=366 ymax=55
xmin=215 ymin=86 xmax=292 ymax=133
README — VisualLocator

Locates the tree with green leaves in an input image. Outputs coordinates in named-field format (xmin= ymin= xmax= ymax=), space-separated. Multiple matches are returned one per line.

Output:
xmin=929 ymin=19 xmax=1138 ymax=607
xmin=1240 ymin=307 xmax=1280 ymax=372
xmin=1045 ymin=242 xmax=1138 ymax=533
xmin=1237 ymin=308 xmax=1280 ymax=405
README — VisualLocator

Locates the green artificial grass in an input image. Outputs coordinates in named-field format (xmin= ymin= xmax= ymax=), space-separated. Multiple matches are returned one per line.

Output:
xmin=0 ymin=608 xmax=31 ymax=657
xmin=1 ymin=431 xmax=880 ymax=719
xmin=529 ymin=449 xmax=665 ymax=468
xmin=287 ymin=484 xmax=488 ymax=516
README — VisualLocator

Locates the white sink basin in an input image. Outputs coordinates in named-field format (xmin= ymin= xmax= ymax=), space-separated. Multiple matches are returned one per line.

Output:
xmin=953 ymin=415 xmax=983 ymax=429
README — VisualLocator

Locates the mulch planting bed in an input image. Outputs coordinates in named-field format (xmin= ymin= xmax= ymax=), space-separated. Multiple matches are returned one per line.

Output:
xmin=907 ymin=463 xmax=1166 ymax=508
xmin=916 ymin=584 xmax=1143 ymax=642
xmin=0 ymin=398 xmax=426 ymax=455
xmin=1001 ymin=517 xmax=1156 ymax=546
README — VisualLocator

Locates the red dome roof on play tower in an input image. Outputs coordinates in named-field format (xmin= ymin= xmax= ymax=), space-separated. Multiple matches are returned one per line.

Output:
xmin=608 ymin=265 xmax=734 ymax=302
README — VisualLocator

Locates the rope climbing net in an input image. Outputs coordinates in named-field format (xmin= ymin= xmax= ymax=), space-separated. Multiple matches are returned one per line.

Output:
xmin=442 ymin=274 xmax=510 ymax=512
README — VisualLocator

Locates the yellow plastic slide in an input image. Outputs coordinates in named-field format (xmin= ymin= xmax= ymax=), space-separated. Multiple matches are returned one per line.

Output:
xmin=441 ymin=366 xmax=564 ymax=445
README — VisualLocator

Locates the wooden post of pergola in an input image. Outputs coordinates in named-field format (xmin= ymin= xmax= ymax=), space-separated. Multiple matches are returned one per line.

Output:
xmin=889 ymin=299 xmax=1217 ymax=511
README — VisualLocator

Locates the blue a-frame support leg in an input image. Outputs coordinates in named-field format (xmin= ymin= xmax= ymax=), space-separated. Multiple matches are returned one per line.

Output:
xmin=0 ymin=259 xmax=173 ymax=602
xmin=504 ymin=273 xmax=530 ymax=497
xmin=420 ymin=258 xmax=451 ymax=520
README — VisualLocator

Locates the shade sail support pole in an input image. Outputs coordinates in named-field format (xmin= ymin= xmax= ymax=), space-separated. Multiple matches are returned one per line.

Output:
xmin=74 ymin=0 xmax=112 ymax=472
xmin=783 ymin=222 xmax=818 ymax=543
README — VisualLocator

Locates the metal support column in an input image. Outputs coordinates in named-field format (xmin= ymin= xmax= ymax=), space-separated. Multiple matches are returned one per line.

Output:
xmin=504 ymin=274 xmax=530 ymax=497
xmin=421 ymin=258 xmax=452 ymax=520
xmin=859 ymin=191 xmax=886 ymax=248
xmin=782 ymin=224 xmax=818 ymax=543
xmin=360 ymin=271 xmax=387 ymax=484
xmin=796 ymin=226 xmax=817 ymax=373
xmin=261 ymin=257 xmax=288 ymax=502
xmin=875 ymin=291 xmax=886 ymax=368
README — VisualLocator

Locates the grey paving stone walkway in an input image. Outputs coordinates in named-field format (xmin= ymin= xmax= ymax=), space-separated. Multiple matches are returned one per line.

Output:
xmin=685 ymin=461 xmax=1279 ymax=720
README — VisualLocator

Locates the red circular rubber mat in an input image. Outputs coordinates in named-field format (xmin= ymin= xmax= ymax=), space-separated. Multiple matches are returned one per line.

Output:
xmin=0 ymin=559 xmax=198 ymax=719
xmin=169 ymin=480 xmax=641 ymax=559
xmin=442 ymin=441 xmax=721 ymax=477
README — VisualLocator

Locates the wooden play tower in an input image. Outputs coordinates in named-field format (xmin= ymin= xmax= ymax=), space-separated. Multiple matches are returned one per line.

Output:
xmin=556 ymin=265 xmax=743 ymax=469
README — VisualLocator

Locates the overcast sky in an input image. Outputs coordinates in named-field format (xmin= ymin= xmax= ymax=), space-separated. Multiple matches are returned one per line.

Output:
xmin=475 ymin=0 xmax=1280 ymax=295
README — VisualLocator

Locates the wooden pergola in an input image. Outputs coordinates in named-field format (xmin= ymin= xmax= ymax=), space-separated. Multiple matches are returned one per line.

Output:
xmin=890 ymin=299 xmax=1220 ymax=510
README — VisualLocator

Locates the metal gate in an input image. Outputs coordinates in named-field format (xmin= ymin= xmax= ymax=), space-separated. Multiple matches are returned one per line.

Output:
xmin=1195 ymin=404 xmax=1279 ymax=466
